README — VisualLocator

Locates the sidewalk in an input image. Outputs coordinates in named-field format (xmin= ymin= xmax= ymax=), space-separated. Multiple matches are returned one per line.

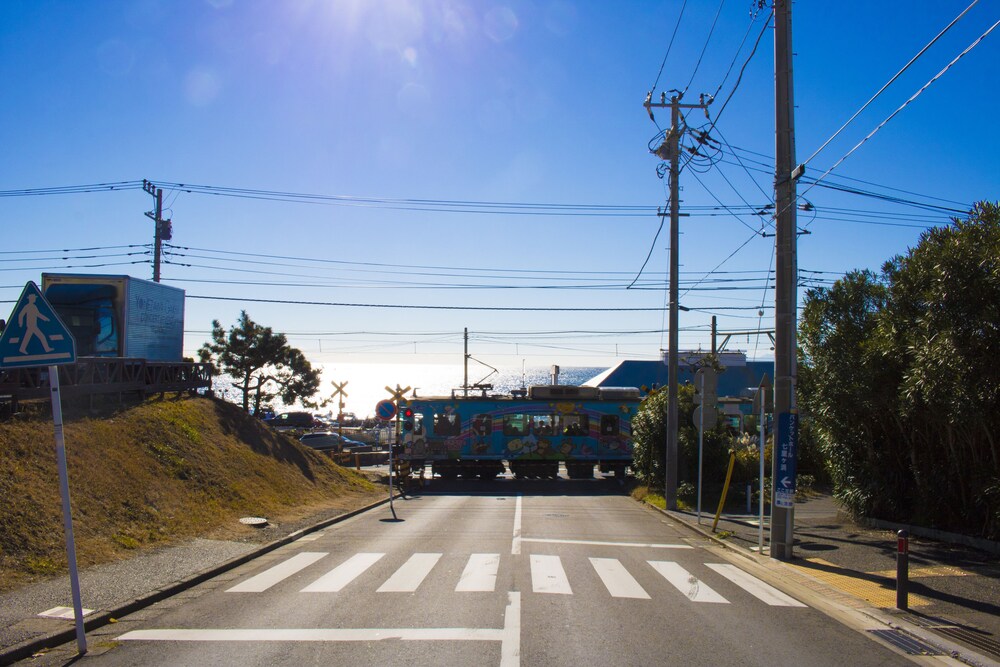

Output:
xmin=0 ymin=495 xmax=393 ymax=665
xmin=671 ymin=492 xmax=1000 ymax=665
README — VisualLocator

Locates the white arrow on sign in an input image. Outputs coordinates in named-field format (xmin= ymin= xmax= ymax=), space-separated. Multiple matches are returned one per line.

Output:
xmin=781 ymin=476 xmax=792 ymax=489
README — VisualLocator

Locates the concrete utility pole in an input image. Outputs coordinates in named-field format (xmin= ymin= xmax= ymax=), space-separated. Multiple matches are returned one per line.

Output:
xmin=644 ymin=93 xmax=709 ymax=510
xmin=770 ymin=0 xmax=801 ymax=560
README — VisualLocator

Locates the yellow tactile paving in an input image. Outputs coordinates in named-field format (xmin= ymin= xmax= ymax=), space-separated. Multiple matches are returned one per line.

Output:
xmin=867 ymin=565 xmax=973 ymax=579
xmin=787 ymin=557 xmax=930 ymax=608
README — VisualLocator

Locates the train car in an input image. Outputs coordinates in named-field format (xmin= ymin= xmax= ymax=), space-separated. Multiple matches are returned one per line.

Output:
xmin=399 ymin=385 xmax=640 ymax=480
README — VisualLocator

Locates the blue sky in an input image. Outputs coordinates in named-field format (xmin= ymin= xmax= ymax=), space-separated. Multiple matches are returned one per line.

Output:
xmin=2 ymin=1 xmax=997 ymax=384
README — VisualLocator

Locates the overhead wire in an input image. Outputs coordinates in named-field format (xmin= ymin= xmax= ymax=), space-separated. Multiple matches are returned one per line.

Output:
xmin=800 ymin=0 xmax=980 ymax=170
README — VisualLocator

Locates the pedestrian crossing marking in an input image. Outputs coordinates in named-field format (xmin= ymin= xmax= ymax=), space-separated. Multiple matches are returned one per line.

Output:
xmin=302 ymin=553 xmax=385 ymax=593
xmin=455 ymin=553 xmax=500 ymax=592
xmin=705 ymin=563 xmax=806 ymax=607
xmin=531 ymin=554 xmax=572 ymax=595
xmin=648 ymin=561 xmax=728 ymax=603
xmin=378 ymin=553 xmax=442 ymax=593
xmin=589 ymin=558 xmax=650 ymax=599
xmin=227 ymin=552 xmax=328 ymax=593
xmin=221 ymin=550 xmax=808 ymax=610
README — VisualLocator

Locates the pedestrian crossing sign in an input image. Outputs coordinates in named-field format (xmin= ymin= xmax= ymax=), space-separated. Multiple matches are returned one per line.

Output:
xmin=0 ymin=281 xmax=76 ymax=369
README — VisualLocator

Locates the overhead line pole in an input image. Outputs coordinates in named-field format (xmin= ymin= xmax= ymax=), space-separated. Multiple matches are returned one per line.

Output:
xmin=771 ymin=0 xmax=801 ymax=560
xmin=644 ymin=93 xmax=709 ymax=510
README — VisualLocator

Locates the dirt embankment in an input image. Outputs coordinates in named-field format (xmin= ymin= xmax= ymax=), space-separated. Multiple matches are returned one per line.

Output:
xmin=0 ymin=396 xmax=381 ymax=592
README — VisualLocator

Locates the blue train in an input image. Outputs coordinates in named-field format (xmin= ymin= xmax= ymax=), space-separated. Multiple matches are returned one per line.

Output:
xmin=399 ymin=385 xmax=640 ymax=480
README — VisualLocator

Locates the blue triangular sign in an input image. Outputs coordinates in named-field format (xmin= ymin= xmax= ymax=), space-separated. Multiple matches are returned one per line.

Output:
xmin=0 ymin=281 xmax=77 ymax=368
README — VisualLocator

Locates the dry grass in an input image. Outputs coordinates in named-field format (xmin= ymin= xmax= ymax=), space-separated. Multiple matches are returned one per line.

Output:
xmin=0 ymin=396 xmax=380 ymax=592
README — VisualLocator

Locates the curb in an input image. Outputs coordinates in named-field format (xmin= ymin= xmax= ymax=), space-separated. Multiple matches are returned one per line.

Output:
xmin=642 ymin=501 xmax=998 ymax=667
xmin=0 ymin=493 xmax=402 ymax=666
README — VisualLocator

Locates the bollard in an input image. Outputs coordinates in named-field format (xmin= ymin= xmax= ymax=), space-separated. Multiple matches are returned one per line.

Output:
xmin=896 ymin=529 xmax=909 ymax=610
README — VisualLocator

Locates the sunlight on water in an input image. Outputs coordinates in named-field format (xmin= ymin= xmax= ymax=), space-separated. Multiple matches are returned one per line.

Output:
xmin=316 ymin=363 xmax=606 ymax=417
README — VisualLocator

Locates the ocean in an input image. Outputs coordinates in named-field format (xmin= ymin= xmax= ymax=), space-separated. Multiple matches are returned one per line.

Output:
xmin=213 ymin=363 xmax=607 ymax=418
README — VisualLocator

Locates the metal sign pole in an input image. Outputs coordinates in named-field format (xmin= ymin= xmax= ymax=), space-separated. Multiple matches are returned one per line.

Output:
xmin=759 ymin=398 xmax=766 ymax=553
xmin=50 ymin=366 xmax=87 ymax=654
xmin=697 ymin=372 xmax=704 ymax=523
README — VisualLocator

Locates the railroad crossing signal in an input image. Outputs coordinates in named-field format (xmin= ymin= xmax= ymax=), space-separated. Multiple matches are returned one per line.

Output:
xmin=331 ymin=380 xmax=349 ymax=418
xmin=385 ymin=384 xmax=411 ymax=404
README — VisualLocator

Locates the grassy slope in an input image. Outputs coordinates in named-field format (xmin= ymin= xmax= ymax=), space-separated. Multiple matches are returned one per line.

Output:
xmin=0 ymin=396 xmax=379 ymax=592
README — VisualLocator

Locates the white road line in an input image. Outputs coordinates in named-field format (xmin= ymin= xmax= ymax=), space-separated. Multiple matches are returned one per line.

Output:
xmin=512 ymin=494 xmax=522 ymax=555
xmin=520 ymin=538 xmax=693 ymax=549
xmin=648 ymin=561 xmax=728 ymax=603
xmin=226 ymin=552 xmax=328 ymax=593
xmin=455 ymin=553 xmax=500 ymax=592
xmin=117 ymin=628 xmax=505 ymax=642
xmin=500 ymin=592 xmax=521 ymax=667
xmin=705 ymin=563 xmax=806 ymax=607
xmin=377 ymin=553 xmax=442 ymax=593
xmin=589 ymin=558 xmax=650 ymax=599
xmin=301 ymin=553 xmax=384 ymax=593
xmin=531 ymin=555 xmax=572 ymax=595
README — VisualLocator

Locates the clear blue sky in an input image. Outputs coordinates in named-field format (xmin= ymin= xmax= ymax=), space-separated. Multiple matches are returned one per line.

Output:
xmin=2 ymin=1 xmax=997 ymax=381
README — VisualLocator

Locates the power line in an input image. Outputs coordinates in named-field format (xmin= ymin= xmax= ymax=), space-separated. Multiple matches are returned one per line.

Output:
xmin=800 ymin=0 xmax=980 ymax=170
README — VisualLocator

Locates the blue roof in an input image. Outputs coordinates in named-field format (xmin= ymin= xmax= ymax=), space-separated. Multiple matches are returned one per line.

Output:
xmin=585 ymin=359 xmax=774 ymax=400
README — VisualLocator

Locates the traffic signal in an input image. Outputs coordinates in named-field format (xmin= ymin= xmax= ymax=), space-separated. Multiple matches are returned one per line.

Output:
xmin=402 ymin=407 xmax=414 ymax=432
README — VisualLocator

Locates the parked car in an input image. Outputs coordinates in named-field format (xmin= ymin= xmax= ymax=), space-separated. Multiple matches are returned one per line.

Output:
xmin=299 ymin=431 xmax=364 ymax=452
xmin=264 ymin=411 xmax=319 ymax=431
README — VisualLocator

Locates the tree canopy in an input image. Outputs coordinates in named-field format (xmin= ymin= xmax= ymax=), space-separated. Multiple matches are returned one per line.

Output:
xmin=799 ymin=201 xmax=1000 ymax=539
xmin=198 ymin=311 xmax=321 ymax=414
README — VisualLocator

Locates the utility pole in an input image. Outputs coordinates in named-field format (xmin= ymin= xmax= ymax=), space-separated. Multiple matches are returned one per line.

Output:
xmin=143 ymin=180 xmax=172 ymax=283
xmin=770 ymin=0 xmax=801 ymax=560
xmin=644 ymin=93 xmax=709 ymax=510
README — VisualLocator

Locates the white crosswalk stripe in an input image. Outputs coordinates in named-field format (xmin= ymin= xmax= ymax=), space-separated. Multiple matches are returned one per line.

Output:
xmin=378 ymin=553 xmax=442 ymax=593
xmin=531 ymin=554 xmax=572 ymax=594
xmin=301 ymin=553 xmax=385 ymax=593
xmin=223 ymin=550 xmax=808 ymax=610
xmin=648 ymin=561 xmax=728 ymax=603
xmin=705 ymin=563 xmax=806 ymax=607
xmin=589 ymin=558 xmax=650 ymax=599
xmin=455 ymin=553 xmax=501 ymax=592
xmin=226 ymin=552 xmax=328 ymax=593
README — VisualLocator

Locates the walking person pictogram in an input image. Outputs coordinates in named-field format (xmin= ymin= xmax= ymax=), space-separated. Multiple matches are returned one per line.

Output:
xmin=17 ymin=293 xmax=55 ymax=354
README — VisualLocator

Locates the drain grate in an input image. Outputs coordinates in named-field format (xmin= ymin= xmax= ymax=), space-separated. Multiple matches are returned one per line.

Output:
xmin=904 ymin=615 xmax=1000 ymax=660
xmin=934 ymin=626 xmax=1000 ymax=660
xmin=868 ymin=629 xmax=944 ymax=656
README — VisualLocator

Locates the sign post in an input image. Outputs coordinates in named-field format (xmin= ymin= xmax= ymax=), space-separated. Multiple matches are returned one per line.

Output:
xmin=383 ymin=385 xmax=410 ymax=519
xmin=0 ymin=282 xmax=85 ymax=654
xmin=693 ymin=367 xmax=717 ymax=523
xmin=752 ymin=374 xmax=773 ymax=553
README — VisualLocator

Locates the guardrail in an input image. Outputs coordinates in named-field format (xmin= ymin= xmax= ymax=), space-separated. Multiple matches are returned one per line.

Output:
xmin=0 ymin=357 xmax=212 ymax=406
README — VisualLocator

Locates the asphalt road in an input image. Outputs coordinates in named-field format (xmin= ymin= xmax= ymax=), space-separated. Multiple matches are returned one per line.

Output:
xmin=25 ymin=480 xmax=919 ymax=666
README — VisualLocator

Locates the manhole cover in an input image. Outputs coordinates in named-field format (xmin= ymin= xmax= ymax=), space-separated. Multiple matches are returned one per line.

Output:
xmin=239 ymin=516 xmax=268 ymax=527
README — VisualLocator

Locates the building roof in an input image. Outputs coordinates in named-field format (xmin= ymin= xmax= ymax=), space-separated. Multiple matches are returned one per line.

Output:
xmin=584 ymin=358 xmax=774 ymax=401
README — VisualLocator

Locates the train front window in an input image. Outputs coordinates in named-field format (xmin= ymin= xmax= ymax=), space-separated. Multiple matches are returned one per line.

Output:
xmin=434 ymin=413 xmax=461 ymax=436
xmin=503 ymin=414 xmax=527 ymax=436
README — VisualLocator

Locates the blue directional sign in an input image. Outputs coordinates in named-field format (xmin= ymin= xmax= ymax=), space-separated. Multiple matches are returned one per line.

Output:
xmin=773 ymin=412 xmax=799 ymax=509
xmin=0 ymin=281 xmax=76 ymax=368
